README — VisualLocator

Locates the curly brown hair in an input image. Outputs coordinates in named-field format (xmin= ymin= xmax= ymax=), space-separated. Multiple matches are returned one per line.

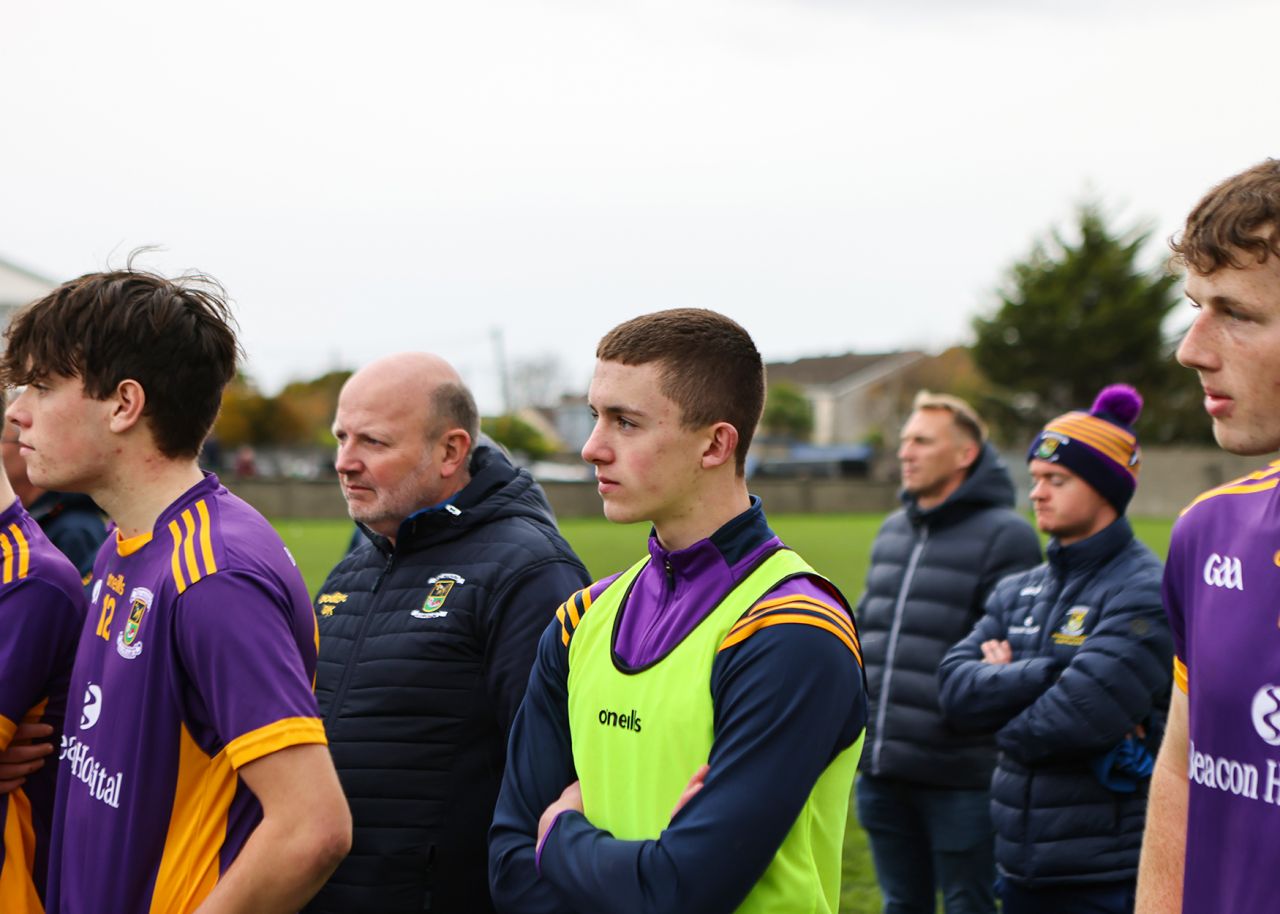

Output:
xmin=1173 ymin=159 xmax=1280 ymax=274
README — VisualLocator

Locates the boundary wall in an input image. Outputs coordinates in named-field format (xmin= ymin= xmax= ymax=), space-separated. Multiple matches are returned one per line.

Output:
xmin=225 ymin=447 xmax=1274 ymax=521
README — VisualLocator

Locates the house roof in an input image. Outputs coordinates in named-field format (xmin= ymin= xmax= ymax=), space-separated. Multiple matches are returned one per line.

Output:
xmin=767 ymin=351 xmax=926 ymax=388
xmin=0 ymin=256 xmax=57 ymax=309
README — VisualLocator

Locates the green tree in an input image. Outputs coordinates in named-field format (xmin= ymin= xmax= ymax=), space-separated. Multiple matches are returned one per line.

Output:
xmin=276 ymin=370 xmax=353 ymax=446
xmin=215 ymin=374 xmax=308 ymax=447
xmin=761 ymin=382 xmax=814 ymax=442
xmin=482 ymin=414 xmax=556 ymax=460
xmin=971 ymin=204 xmax=1209 ymax=444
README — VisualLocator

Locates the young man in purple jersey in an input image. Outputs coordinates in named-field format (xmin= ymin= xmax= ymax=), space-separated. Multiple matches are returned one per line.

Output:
xmin=1135 ymin=159 xmax=1280 ymax=914
xmin=0 ymin=437 xmax=86 ymax=912
xmin=0 ymin=266 xmax=351 ymax=914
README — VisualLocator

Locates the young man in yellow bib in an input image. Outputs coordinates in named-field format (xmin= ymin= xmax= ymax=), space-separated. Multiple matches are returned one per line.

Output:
xmin=489 ymin=308 xmax=867 ymax=914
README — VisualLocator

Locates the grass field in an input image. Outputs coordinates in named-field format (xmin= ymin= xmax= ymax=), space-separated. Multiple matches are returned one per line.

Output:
xmin=273 ymin=511 xmax=1176 ymax=914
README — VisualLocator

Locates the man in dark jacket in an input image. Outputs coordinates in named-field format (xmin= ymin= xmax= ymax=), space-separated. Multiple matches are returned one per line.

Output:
xmin=938 ymin=385 xmax=1171 ymax=914
xmin=305 ymin=353 xmax=591 ymax=914
xmin=856 ymin=391 xmax=1041 ymax=914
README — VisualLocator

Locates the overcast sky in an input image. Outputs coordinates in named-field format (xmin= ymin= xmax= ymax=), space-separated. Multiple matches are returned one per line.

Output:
xmin=3 ymin=0 xmax=1274 ymax=413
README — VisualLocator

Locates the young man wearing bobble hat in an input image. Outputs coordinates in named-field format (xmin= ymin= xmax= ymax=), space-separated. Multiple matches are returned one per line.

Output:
xmin=938 ymin=385 xmax=1173 ymax=914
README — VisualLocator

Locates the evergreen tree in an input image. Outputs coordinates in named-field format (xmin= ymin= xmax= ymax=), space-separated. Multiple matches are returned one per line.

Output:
xmin=972 ymin=205 xmax=1209 ymax=444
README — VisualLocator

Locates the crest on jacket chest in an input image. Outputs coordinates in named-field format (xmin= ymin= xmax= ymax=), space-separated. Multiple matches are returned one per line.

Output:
xmin=412 ymin=573 xmax=466 ymax=619
xmin=1051 ymin=605 xmax=1092 ymax=646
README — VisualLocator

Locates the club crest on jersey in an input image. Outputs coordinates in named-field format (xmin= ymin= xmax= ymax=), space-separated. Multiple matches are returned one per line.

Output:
xmin=116 ymin=587 xmax=154 ymax=659
xmin=413 ymin=573 xmax=465 ymax=619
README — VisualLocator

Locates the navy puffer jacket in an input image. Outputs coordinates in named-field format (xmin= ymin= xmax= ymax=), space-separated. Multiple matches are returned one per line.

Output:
xmin=856 ymin=444 xmax=1042 ymax=788
xmin=307 ymin=444 xmax=590 ymax=914
xmin=938 ymin=517 xmax=1171 ymax=887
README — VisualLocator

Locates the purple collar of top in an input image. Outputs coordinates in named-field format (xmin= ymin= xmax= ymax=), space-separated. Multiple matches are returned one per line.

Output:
xmin=612 ymin=497 xmax=782 ymax=669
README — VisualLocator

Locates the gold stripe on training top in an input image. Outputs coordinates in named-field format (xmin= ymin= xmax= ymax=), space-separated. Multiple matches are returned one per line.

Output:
xmin=0 ymin=533 xmax=12 ymax=584
xmin=169 ymin=520 xmax=188 ymax=593
xmin=7 ymin=524 xmax=29 ymax=579
xmin=196 ymin=500 xmax=217 ymax=575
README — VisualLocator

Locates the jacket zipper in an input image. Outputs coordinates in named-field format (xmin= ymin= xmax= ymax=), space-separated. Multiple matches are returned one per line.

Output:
xmin=870 ymin=526 xmax=928 ymax=773
xmin=324 ymin=549 xmax=396 ymax=729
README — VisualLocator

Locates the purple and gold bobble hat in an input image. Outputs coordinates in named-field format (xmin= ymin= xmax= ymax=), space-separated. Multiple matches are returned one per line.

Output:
xmin=1026 ymin=384 xmax=1143 ymax=514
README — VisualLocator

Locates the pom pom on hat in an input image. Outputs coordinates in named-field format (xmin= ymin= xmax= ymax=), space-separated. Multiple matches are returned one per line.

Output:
xmin=1091 ymin=384 xmax=1143 ymax=428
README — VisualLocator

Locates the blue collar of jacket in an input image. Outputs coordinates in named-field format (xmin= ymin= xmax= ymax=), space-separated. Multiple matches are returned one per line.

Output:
xmin=1046 ymin=515 xmax=1134 ymax=573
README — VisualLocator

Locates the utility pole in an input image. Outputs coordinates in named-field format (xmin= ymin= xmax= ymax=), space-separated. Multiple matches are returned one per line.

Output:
xmin=491 ymin=326 xmax=512 ymax=414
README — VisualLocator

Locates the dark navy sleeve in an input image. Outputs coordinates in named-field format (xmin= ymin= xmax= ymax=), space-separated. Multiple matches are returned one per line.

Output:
xmin=488 ymin=616 xmax=577 ymax=914
xmin=483 ymin=557 xmax=591 ymax=737
xmin=975 ymin=518 xmax=1042 ymax=611
xmin=532 ymin=618 xmax=865 ymax=914
xmin=44 ymin=512 xmax=108 ymax=582
xmin=938 ymin=575 xmax=1059 ymax=732
xmin=994 ymin=578 xmax=1172 ymax=765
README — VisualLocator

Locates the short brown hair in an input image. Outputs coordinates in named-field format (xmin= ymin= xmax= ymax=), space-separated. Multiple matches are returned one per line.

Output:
xmin=431 ymin=380 xmax=480 ymax=450
xmin=2 ymin=265 xmax=241 ymax=460
xmin=1172 ymin=159 xmax=1280 ymax=274
xmin=911 ymin=390 xmax=988 ymax=444
xmin=596 ymin=308 xmax=764 ymax=474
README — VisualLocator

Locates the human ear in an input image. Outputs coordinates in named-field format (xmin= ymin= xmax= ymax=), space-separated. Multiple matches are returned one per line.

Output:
xmin=701 ymin=422 xmax=739 ymax=470
xmin=107 ymin=379 xmax=146 ymax=434
xmin=437 ymin=429 xmax=473 ymax=478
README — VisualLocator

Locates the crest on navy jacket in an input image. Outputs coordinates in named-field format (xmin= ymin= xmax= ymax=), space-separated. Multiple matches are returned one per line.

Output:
xmin=1052 ymin=605 xmax=1090 ymax=646
xmin=413 ymin=573 xmax=465 ymax=619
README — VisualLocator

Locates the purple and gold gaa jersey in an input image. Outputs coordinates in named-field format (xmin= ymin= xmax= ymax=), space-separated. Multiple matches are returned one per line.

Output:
xmin=1163 ymin=460 xmax=1280 ymax=914
xmin=46 ymin=475 xmax=326 ymax=914
xmin=0 ymin=499 xmax=86 ymax=913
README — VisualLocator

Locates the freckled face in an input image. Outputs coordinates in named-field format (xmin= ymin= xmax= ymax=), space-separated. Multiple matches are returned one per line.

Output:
xmin=1178 ymin=254 xmax=1280 ymax=455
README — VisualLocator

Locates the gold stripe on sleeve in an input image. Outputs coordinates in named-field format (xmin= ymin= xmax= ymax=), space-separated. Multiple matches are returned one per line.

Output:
xmin=223 ymin=717 xmax=328 ymax=771
xmin=1174 ymin=656 xmax=1188 ymax=694
xmin=0 ymin=533 xmax=12 ymax=585
xmin=718 ymin=611 xmax=860 ymax=662
xmin=6 ymin=525 xmax=29 ymax=580
xmin=0 ymin=714 xmax=15 ymax=751
xmin=557 ymin=603 xmax=571 ymax=646
xmin=564 ymin=590 xmax=582 ymax=628
xmin=169 ymin=520 xmax=188 ymax=593
xmin=739 ymin=595 xmax=857 ymax=643
xmin=196 ymin=499 xmax=217 ymax=575
xmin=1182 ymin=478 xmax=1280 ymax=515
xmin=181 ymin=509 xmax=202 ymax=587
